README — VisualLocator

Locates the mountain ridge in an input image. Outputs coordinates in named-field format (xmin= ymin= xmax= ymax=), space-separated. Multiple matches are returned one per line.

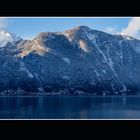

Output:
xmin=0 ymin=26 xmax=140 ymax=95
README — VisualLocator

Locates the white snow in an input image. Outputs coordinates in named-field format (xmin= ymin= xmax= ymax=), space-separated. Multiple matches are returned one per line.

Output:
xmin=122 ymin=35 xmax=134 ymax=41
xmin=126 ymin=36 xmax=133 ymax=40
xmin=27 ymin=72 xmax=34 ymax=78
xmin=0 ymin=29 xmax=20 ymax=47
xmin=64 ymin=32 xmax=72 ymax=41
xmin=94 ymin=70 xmax=100 ymax=77
xmin=121 ymin=84 xmax=127 ymax=92
xmin=62 ymin=57 xmax=71 ymax=64
xmin=118 ymin=40 xmax=124 ymax=60
xmin=86 ymin=31 xmax=128 ymax=91
xmin=85 ymin=31 xmax=119 ymax=78
xmin=103 ymin=69 xmax=106 ymax=74
xmin=79 ymin=40 xmax=89 ymax=53
xmin=34 ymin=73 xmax=38 ymax=79
xmin=128 ymin=49 xmax=133 ymax=78
xmin=19 ymin=62 xmax=34 ymax=78
xmin=108 ymin=58 xmax=114 ymax=70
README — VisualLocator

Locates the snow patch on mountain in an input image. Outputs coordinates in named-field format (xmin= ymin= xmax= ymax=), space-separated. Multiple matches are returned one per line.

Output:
xmin=62 ymin=57 xmax=71 ymax=64
xmin=0 ymin=29 xmax=21 ymax=47
xmin=79 ymin=40 xmax=89 ymax=52
xmin=94 ymin=69 xmax=100 ymax=77
xmin=121 ymin=84 xmax=127 ymax=92
xmin=122 ymin=35 xmax=134 ymax=41
xmin=108 ymin=57 xmax=114 ymax=71
xmin=0 ymin=26 xmax=140 ymax=95
xmin=19 ymin=61 xmax=34 ymax=78
xmin=103 ymin=69 xmax=106 ymax=74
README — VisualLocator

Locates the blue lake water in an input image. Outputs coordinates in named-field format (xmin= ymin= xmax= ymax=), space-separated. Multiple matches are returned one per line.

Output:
xmin=0 ymin=96 xmax=140 ymax=119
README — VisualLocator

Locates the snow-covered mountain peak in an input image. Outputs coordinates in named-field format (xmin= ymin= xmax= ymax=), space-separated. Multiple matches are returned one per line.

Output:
xmin=0 ymin=29 xmax=11 ymax=36
xmin=0 ymin=29 xmax=22 ymax=48
xmin=2 ymin=25 xmax=140 ymax=95
xmin=121 ymin=35 xmax=135 ymax=41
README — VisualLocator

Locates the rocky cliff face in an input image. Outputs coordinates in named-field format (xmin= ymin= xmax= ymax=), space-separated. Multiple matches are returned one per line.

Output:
xmin=1 ymin=26 xmax=140 ymax=95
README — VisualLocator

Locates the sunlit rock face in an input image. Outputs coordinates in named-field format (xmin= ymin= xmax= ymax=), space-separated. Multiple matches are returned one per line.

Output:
xmin=1 ymin=26 xmax=140 ymax=95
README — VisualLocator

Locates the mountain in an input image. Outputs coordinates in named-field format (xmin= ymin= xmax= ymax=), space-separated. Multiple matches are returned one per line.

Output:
xmin=0 ymin=29 xmax=22 ymax=48
xmin=0 ymin=26 xmax=140 ymax=95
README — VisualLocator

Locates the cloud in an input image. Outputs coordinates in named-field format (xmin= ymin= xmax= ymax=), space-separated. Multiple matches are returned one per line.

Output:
xmin=0 ymin=18 xmax=7 ymax=29
xmin=104 ymin=27 xmax=119 ymax=35
xmin=120 ymin=17 xmax=140 ymax=39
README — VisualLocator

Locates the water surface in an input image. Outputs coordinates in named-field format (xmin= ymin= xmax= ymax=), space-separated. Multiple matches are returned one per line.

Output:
xmin=0 ymin=96 xmax=140 ymax=119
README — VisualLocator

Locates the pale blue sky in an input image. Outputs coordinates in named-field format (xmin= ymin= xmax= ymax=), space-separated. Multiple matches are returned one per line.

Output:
xmin=0 ymin=17 xmax=137 ymax=40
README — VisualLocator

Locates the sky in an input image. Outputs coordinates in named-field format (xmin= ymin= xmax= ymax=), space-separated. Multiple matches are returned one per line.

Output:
xmin=0 ymin=17 xmax=139 ymax=40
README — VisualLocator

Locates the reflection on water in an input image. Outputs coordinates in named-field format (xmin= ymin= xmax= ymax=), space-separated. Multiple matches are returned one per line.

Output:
xmin=0 ymin=96 xmax=140 ymax=119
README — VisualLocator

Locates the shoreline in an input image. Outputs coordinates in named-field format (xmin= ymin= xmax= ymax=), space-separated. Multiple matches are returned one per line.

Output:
xmin=0 ymin=95 xmax=139 ymax=97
